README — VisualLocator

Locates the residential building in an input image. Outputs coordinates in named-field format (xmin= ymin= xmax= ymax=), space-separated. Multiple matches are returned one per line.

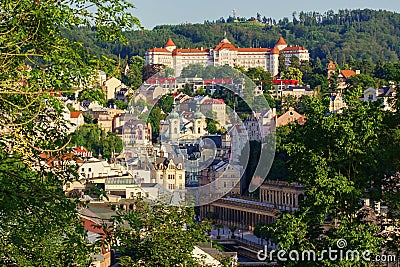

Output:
xmin=276 ymin=107 xmax=306 ymax=127
xmin=151 ymin=156 xmax=185 ymax=192
xmin=105 ymin=177 xmax=153 ymax=199
xmin=281 ymin=86 xmax=314 ymax=99
xmin=134 ymin=84 xmax=164 ymax=104
xmin=200 ymin=161 xmax=243 ymax=196
xmin=362 ymin=86 xmax=396 ymax=111
xmin=117 ymin=118 xmax=152 ymax=146
xmin=244 ymin=109 xmax=275 ymax=140
xmin=338 ymin=69 xmax=359 ymax=89
xmin=66 ymin=111 xmax=85 ymax=132
xmin=79 ymin=209 xmax=112 ymax=267
xmin=270 ymin=79 xmax=300 ymax=97
xmin=103 ymin=77 xmax=126 ymax=101
xmin=79 ymin=158 xmax=127 ymax=180
xmin=145 ymin=36 xmax=309 ymax=76
xmin=84 ymin=107 xmax=124 ymax=132
xmin=200 ymin=98 xmax=227 ymax=126
xmin=329 ymin=93 xmax=347 ymax=113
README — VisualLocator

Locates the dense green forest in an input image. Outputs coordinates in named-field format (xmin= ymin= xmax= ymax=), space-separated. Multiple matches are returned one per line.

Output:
xmin=64 ymin=9 xmax=400 ymax=66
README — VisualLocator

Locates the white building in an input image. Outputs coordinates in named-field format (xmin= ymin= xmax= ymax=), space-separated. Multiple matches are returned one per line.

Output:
xmin=244 ymin=109 xmax=275 ymax=141
xmin=362 ymin=86 xmax=396 ymax=111
xmin=145 ymin=36 xmax=309 ymax=76
xmin=329 ymin=93 xmax=347 ymax=114
xmin=151 ymin=157 xmax=186 ymax=192
xmin=78 ymin=158 xmax=126 ymax=180
xmin=65 ymin=110 xmax=85 ymax=133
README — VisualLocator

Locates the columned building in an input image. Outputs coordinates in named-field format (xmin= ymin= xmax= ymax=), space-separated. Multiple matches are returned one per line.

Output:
xmin=145 ymin=36 xmax=309 ymax=76
xmin=199 ymin=180 xmax=305 ymax=230
xmin=259 ymin=180 xmax=305 ymax=211
xmin=199 ymin=197 xmax=277 ymax=231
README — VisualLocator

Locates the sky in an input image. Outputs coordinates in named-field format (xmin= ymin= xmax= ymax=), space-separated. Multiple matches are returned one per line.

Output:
xmin=129 ymin=0 xmax=400 ymax=29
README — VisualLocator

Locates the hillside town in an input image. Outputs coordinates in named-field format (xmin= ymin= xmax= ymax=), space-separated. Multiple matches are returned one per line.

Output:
xmin=44 ymin=35 xmax=398 ymax=266
xmin=2 ymin=2 xmax=400 ymax=267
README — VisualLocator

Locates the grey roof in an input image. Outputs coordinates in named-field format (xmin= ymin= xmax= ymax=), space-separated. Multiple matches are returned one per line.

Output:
xmin=140 ymin=183 xmax=158 ymax=188
xmin=378 ymin=86 xmax=395 ymax=97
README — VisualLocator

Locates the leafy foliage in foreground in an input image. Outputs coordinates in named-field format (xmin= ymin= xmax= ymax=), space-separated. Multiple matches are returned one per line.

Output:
xmin=0 ymin=0 xmax=139 ymax=265
xmin=106 ymin=201 xmax=210 ymax=267
xmin=266 ymin=95 xmax=400 ymax=266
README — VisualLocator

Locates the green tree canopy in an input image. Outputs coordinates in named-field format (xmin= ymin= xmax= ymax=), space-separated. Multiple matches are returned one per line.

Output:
xmin=78 ymin=87 xmax=106 ymax=106
xmin=157 ymin=94 xmax=174 ymax=114
xmin=71 ymin=124 xmax=123 ymax=159
xmin=281 ymin=67 xmax=303 ymax=84
xmin=109 ymin=200 xmax=210 ymax=267
xmin=0 ymin=0 xmax=139 ymax=265
xmin=268 ymin=97 xmax=398 ymax=266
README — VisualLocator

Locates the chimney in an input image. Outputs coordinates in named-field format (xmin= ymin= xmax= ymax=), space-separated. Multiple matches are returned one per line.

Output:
xmin=355 ymin=70 xmax=360 ymax=75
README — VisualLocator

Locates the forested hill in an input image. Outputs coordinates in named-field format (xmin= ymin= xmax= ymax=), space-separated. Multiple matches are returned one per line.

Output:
xmin=64 ymin=9 xmax=400 ymax=65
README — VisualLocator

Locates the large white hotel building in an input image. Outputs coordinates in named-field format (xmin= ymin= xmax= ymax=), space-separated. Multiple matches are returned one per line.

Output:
xmin=145 ymin=35 xmax=309 ymax=76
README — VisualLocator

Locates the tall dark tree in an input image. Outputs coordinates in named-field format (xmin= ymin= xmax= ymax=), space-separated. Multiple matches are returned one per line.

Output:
xmin=289 ymin=55 xmax=301 ymax=69
xmin=278 ymin=52 xmax=287 ymax=76
xmin=267 ymin=97 xmax=397 ymax=266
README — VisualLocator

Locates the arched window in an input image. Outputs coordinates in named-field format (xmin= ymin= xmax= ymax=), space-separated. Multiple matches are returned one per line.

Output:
xmin=174 ymin=127 xmax=177 ymax=134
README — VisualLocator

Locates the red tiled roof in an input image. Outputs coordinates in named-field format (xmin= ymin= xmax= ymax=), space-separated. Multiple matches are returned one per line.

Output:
xmin=74 ymin=147 xmax=88 ymax=153
xmin=340 ymin=70 xmax=356 ymax=79
xmin=214 ymin=40 xmax=237 ymax=51
xmin=276 ymin=35 xmax=287 ymax=45
xmin=40 ymin=152 xmax=83 ymax=167
xmin=282 ymin=46 xmax=307 ymax=51
xmin=165 ymin=37 xmax=176 ymax=47
xmin=202 ymin=99 xmax=225 ymax=105
xmin=271 ymin=47 xmax=280 ymax=54
xmin=70 ymin=111 xmax=82 ymax=118
xmin=147 ymin=48 xmax=170 ymax=53
xmin=327 ymin=61 xmax=336 ymax=71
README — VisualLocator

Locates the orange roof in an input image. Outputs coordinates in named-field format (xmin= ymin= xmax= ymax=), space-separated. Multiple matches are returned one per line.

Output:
xmin=340 ymin=70 xmax=356 ymax=79
xmin=70 ymin=111 xmax=82 ymax=118
xmin=327 ymin=61 xmax=336 ymax=71
xmin=40 ymin=152 xmax=83 ymax=167
xmin=271 ymin=47 xmax=280 ymax=54
xmin=165 ymin=37 xmax=176 ymax=47
xmin=214 ymin=41 xmax=237 ymax=51
xmin=276 ymin=35 xmax=287 ymax=45
xmin=282 ymin=46 xmax=307 ymax=51
xmin=147 ymin=47 xmax=170 ymax=53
